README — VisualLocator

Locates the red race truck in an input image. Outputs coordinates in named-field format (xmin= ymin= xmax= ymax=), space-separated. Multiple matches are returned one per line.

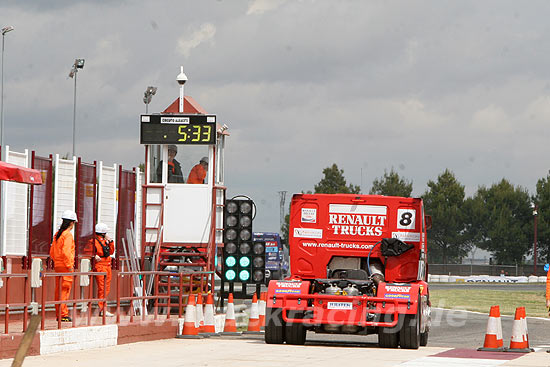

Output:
xmin=265 ymin=193 xmax=431 ymax=349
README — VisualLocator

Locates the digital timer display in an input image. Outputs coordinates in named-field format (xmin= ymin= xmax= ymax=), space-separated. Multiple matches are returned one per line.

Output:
xmin=140 ymin=114 xmax=216 ymax=145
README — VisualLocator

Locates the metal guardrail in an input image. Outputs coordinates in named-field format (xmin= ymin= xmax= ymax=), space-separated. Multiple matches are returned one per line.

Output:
xmin=0 ymin=273 xmax=29 ymax=334
xmin=40 ymin=271 xmax=107 ymax=330
xmin=116 ymin=270 xmax=215 ymax=323
xmin=1 ymin=270 xmax=216 ymax=334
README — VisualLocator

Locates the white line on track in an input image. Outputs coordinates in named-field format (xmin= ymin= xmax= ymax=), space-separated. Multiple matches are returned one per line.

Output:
xmin=433 ymin=307 xmax=550 ymax=321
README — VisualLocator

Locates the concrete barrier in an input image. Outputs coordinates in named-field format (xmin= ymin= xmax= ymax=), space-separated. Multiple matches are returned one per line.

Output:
xmin=538 ymin=276 xmax=547 ymax=283
xmin=439 ymin=275 xmax=449 ymax=282
xmin=528 ymin=275 xmax=538 ymax=283
xmin=517 ymin=276 xmax=528 ymax=283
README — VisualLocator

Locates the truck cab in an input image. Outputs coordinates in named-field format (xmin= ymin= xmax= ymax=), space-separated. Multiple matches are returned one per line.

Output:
xmin=265 ymin=193 xmax=431 ymax=349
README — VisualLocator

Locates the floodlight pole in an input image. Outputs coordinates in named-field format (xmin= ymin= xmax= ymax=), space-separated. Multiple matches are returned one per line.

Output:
xmin=72 ymin=70 xmax=77 ymax=157
xmin=533 ymin=204 xmax=538 ymax=274
xmin=1 ymin=26 xmax=14 ymax=151
xmin=1 ymin=31 xmax=5 ymax=150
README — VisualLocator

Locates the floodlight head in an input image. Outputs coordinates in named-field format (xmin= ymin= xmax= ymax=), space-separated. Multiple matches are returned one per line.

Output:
xmin=146 ymin=86 xmax=157 ymax=95
xmin=74 ymin=59 xmax=85 ymax=69
xmin=176 ymin=66 xmax=188 ymax=85
xmin=217 ymin=124 xmax=229 ymax=134
xmin=1 ymin=26 xmax=14 ymax=35
xmin=68 ymin=69 xmax=75 ymax=78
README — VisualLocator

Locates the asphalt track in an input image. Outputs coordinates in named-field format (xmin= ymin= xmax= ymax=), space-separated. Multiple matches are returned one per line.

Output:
xmin=0 ymin=309 xmax=548 ymax=366
xmin=304 ymin=308 xmax=549 ymax=349
xmin=1 ymin=283 xmax=547 ymax=366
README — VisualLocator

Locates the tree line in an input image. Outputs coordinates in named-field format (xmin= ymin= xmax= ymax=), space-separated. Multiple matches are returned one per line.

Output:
xmin=282 ymin=163 xmax=550 ymax=265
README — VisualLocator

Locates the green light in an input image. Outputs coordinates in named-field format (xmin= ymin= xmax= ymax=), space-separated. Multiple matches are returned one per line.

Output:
xmin=239 ymin=270 xmax=250 ymax=281
xmin=239 ymin=256 xmax=251 ymax=267
xmin=225 ymin=256 xmax=236 ymax=267
xmin=225 ymin=269 xmax=236 ymax=281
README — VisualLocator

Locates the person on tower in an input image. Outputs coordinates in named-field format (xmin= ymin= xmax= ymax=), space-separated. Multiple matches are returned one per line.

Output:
xmin=50 ymin=210 xmax=78 ymax=322
xmin=546 ymin=263 xmax=549 ymax=314
xmin=92 ymin=223 xmax=115 ymax=316
xmin=187 ymin=156 xmax=208 ymax=184
xmin=156 ymin=145 xmax=184 ymax=183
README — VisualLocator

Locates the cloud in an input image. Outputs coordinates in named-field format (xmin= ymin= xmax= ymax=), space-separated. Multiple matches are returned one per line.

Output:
xmin=176 ymin=23 xmax=216 ymax=58
xmin=246 ymin=0 xmax=289 ymax=15
xmin=3 ymin=0 xmax=550 ymax=232
xmin=470 ymin=105 xmax=512 ymax=133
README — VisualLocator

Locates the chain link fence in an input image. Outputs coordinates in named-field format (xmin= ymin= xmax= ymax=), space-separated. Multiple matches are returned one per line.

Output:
xmin=428 ymin=263 xmax=547 ymax=277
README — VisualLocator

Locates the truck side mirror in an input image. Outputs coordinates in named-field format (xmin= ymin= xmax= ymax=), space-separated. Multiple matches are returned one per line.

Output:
xmin=424 ymin=215 xmax=432 ymax=230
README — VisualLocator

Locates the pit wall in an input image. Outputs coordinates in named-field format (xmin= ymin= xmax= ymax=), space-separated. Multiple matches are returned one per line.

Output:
xmin=1 ymin=315 xmax=226 ymax=359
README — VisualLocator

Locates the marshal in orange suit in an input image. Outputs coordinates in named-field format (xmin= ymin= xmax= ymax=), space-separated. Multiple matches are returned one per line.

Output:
xmin=50 ymin=210 xmax=78 ymax=322
xmin=187 ymin=156 xmax=208 ymax=184
xmin=91 ymin=223 xmax=115 ymax=316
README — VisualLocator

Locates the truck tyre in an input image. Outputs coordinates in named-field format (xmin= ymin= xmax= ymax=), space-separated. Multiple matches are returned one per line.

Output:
xmin=265 ymin=307 xmax=285 ymax=344
xmin=400 ymin=307 xmax=420 ymax=349
xmin=285 ymin=311 xmax=306 ymax=345
xmin=378 ymin=327 xmax=399 ymax=348
xmin=420 ymin=331 xmax=428 ymax=346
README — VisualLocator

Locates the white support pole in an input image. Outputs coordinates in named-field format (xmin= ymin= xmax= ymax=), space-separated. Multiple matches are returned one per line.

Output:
xmin=179 ymin=83 xmax=184 ymax=113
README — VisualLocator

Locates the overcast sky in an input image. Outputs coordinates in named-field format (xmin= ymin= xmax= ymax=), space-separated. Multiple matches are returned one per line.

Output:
xmin=2 ymin=0 xmax=550 ymax=232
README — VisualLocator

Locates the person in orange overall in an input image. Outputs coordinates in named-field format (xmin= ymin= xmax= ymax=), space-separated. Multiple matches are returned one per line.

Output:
xmin=92 ymin=223 xmax=115 ymax=316
xmin=187 ymin=156 xmax=208 ymax=184
xmin=49 ymin=210 xmax=77 ymax=322
xmin=547 ymin=265 xmax=550 ymax=353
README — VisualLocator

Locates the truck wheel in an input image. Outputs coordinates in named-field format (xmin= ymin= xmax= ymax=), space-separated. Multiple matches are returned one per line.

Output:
xmin=400 ymin=308 xmax=420 ymax=349
xmin=378 ymin=327 xmax=399 ymax=348
xmin=285 ymin=311 xmax=306 ymax=345
xmin=420 ymin=331 xmax=428 ymax=347
xmin=265 ymin=308 xmax=285 ymax=344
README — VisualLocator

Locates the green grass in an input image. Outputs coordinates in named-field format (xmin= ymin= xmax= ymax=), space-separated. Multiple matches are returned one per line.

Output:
xmin=430 ymin=289 xmax=550 ymax=318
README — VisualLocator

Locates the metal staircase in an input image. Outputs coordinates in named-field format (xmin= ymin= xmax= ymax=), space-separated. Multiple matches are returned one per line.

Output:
xmin=141 ymin=184 xmax=220 ymax=313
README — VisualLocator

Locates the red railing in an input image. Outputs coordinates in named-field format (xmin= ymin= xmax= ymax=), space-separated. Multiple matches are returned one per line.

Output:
xmin=0 ymin=274 xmax=29 ymax=334
xmin=2 ymin=270 xmax=215 ymax=334
xmin=40 ymin=271 xmax=107 ymax=330
xmin=116 ymin=270 xmax=215 ymax=323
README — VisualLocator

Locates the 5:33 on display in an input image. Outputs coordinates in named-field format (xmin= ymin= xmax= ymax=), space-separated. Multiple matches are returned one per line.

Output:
xmin=178 ymin=124 xmax=212 ymax=142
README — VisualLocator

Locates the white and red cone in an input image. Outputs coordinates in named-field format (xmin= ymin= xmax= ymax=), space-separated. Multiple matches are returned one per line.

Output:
xmin=221 ymin=293 xmax=240 ymax=336
xmin=201 ymin=293 xmax=218 ymax=336
xmin=177 ymin=294 xmax=201 ymax=339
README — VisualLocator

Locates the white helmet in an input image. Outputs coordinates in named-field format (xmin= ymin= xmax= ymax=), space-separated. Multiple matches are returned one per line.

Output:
xmin=95 ymin=223 xmax=109 ymax=234
xmin=61 ymin=210 xmax=78 ymax=222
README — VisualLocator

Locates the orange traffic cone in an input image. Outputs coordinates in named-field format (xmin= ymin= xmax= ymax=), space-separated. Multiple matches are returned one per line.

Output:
xmin=478 ymin=305 xmax=503 ymax=351
xmin=195 ymin=293 xmax=206 ymax=334
xmin=201 ymin=293 xmax=219 ymax=336
xmin=221 ymin=293 xmax=241 ymax=336
xmin=519 ymin=307 xmax=530 ymax=347
xmin=243 ymin=293 xmax=262 ymax=334
xmin=177 ymin=294 xmax=202 ymax=339
xmin=258 ymin=292 xmax=267 ymax=330
xmin=505 ymin=307 xmax=532 ymax=353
